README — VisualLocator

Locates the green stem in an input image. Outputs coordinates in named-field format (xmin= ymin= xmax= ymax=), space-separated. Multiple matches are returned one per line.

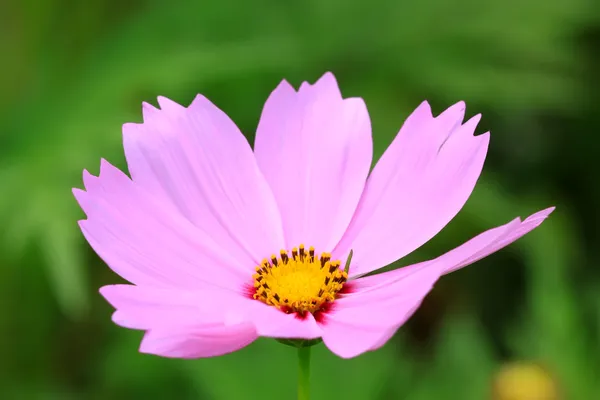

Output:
xmin=297 ymin=346 xmax=311 ymax=400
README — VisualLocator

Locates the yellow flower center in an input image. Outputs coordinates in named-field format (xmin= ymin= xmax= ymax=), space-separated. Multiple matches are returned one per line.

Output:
xmin=252 ymin=244 xmax=348 ymax=316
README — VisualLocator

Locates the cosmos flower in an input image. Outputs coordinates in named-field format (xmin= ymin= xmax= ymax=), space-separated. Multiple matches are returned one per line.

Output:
xmin=74 ymin=72 xmax=553 ymax=359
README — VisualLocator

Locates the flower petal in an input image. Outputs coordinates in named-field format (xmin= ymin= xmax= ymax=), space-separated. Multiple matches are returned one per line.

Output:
xmin=102 ymin=284 xmax=257 ymax=358
xmin=320 ymin=207 xmax=554 ymax=358
xmin=352 ymin=207 xmax=555 ymax=296
xmin=439 ymin=206 xmax=554 ymax=274
xmin=334 ymin=101 xmax=489 ymax=277
xmin=100 ymin=284 xmax=237 ymax=330
xmin=139 ymin=322 xmax=258 ymax=358
xmin=321 ymin=263 xmax=440 ymax=358
xmin=254 ymin=72 xmax=372 ymax=251
xmin=75 ymin=160 xmax=246 ymax=289
xmin=246 ymin=306 xmax=323 ymax=340
xmin=123 ymin=95 xmax=285 ymax=269
xmin=101 ymin=284 xmax=322 ymax=340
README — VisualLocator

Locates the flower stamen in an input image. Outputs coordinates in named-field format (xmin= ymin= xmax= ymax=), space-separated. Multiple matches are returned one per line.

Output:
xmin=252 ymin=244 xmax=348 ymax=315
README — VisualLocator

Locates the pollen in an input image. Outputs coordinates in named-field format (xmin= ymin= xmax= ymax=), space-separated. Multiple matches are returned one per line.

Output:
xmin=252 ymin=244 xmax=348 ymax=315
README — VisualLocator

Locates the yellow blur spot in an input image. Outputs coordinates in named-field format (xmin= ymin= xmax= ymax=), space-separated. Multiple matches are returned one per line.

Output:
xmin=492 ymin=362 xmax=560 ymax=400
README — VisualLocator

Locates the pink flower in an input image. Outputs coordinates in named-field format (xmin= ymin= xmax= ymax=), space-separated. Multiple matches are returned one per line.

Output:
xmin=74 ymin=72 xmax=553 ymax=359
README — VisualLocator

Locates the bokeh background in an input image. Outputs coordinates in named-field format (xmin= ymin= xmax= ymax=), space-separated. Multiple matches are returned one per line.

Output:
xmin=1 ymin=0 xmax=599 ymax=398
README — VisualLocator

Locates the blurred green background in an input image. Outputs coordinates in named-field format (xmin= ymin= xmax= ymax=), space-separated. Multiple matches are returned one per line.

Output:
xmin=1 ymin=0 xmax=599 ymax=398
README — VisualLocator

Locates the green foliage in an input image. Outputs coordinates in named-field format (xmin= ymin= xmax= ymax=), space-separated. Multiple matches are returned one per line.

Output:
xmin=1 ymin=0 xmax=598 ymax=398
xmin=401 ymin=316 xmax=496 ymax=400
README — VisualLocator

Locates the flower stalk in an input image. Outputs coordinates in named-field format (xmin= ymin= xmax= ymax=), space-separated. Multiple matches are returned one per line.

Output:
xmin=297 ymin=346 xmax=311 ymax=400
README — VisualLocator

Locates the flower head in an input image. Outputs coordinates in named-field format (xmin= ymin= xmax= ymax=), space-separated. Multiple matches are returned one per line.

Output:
xmin=74 ymin=72 xmax=553 ymax=359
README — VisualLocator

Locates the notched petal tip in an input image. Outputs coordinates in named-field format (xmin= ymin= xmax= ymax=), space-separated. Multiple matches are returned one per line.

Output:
xmin=472 ymin=131 xmax=491 ymax=153
xmin=72 ymin=189 xmax=92 ymax=218
xmin=536 ymin=205 xmax=556 ymax=215
xmin=141 ymin=101 xmax=159 ymax=121
xmin=398 ymin=101 xmax=433 ymax=128
xmin=524 ymin=206 xmax=555 ymax=223
xmin=98 ymin=285 xmax=117 ymax=305
xmin=314 ymin=71 xmax=341 ymax=94
xmin=475 ymin=132 xmax=491 ymax=148
xmin=510 ymin=207 xmax=554 ymax=226
xmin=436 ymin=100 xmax=467 ymax=124
xmin=82 ymin=169 xmax=98 ymax=191
xmin=98 ymin=284 xmax=134 ymax=310
xmin=298 ymin=71 xmax=342 ymax=98
xmin=99 ymin=158 xmax=112 ymax=172
xmin=189 ymin=93 xmax=209 ymax=107
xmin=72 ymin=187 xmax=87 ymax=202
xmin=270 ymin=78 xmax=297 ymax=97
xmin=299 ymin=81 xmax=311 ymax=92
xmin=156 ymin=96 xmax=184 ymax=112
xmin=98 ymin=283 xmax=115 ymax=296
xmin=97 ymin=159 xmax=129 ymax=183
xmin=465 ymin=113 xmax=482 ymax=130
xmin=451 ymin=100 xmax=466 ymax=113
xmin=142 ymin=101 xmax=157 ymax=111
xmin=111 ymin=310 xmax=133 ymax=328
xmin=416 ymin=100 xmax=433 ymax=116
xmin=316 ymin=71 xmax=339 ymax=86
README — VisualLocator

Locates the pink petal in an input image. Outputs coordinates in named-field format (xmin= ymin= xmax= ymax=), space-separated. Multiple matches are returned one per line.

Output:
xmin=321 ymin=263 xmax=440 ymax=358
xmin=101 ymin=284 xmax=322 ymax=340
xmin=100 ymin=284 xmax=236 ymax=330
xmin=254 ymin=72 xmax=372 ymax=252
xmin=74 ymin=160 xmax=246 ymax=289
xmin=321 ymin=207 xmax=554 ymax=358
xmin=440 ymin=206 xmax=554 ymax=274
xmin=355 ymin=207 xmax=555 ymax=285
xmin=334 ymin=101 xmax=489 ymax=277
xmin=139 ymin=322 xmax=258 ymax=358
xmin=122 ymin=95 xmax=285 ymax=269
xmin=102 ymin=284 xmax=257 ymax=357
xmin=245 ymin=304 xmax=323 ymax=340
